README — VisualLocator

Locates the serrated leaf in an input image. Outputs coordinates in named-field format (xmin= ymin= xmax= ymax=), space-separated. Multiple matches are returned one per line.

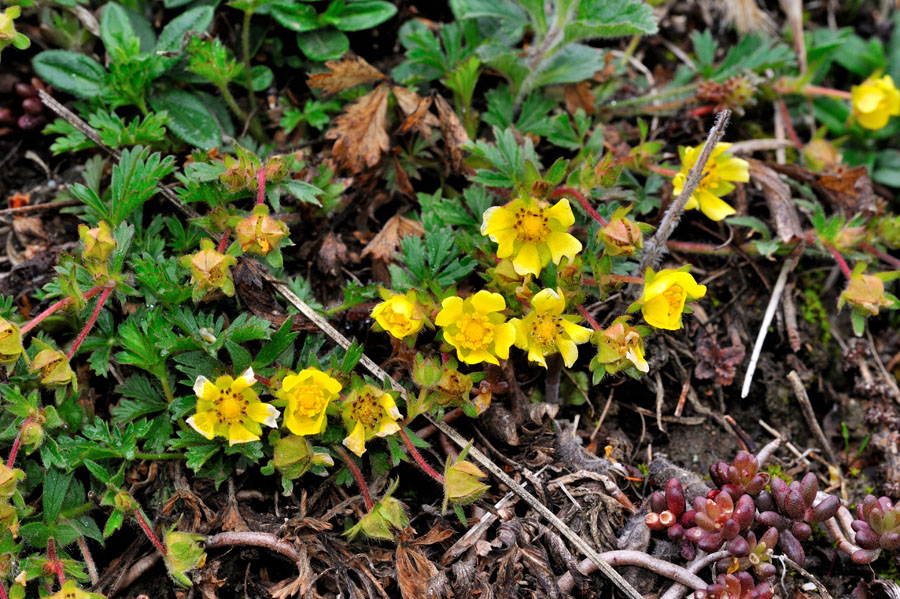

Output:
xmin=101 ymin=4 xmax=139 ymax=59
xmin=155 ymin=6 xmax=215 ymax=71
xmin=43 ymin=468 xmax=74 ymax=524
xmin=253 ymin=319 xmax=298 ymax=369
xmin=104 ymin=509 xmax=125 ymax=538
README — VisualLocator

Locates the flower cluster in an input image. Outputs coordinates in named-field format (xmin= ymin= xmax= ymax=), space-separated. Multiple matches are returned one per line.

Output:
xmin=851 ymin=74 xmax=900 ymax=130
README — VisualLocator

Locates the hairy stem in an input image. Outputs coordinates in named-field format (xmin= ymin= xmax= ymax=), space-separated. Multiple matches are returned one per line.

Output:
xmin=861 ymin=242 xmax=900 ymax=269
xmin=67 ymin=285 xmax=114 ymax=360
xmin=335 ymin=446 xmax=373 ymax=510
xmin=824 ymin=244 xmax=852 ymax=279
xmin=133 ymin=508 xmax=167 ymax=556
xmin=20 ymin=286 xmax=103 ymax=334
xmin=6 ymin=416 xmax=32 ymax=468
xmin=256 ymin=165 xmax=267 ymax=205
xmin=398 ymin=428 xmax=444 ymax=484
xmin=802 ymin=84 xmax=852 ymax=100
xmin=576 ymin=304 xmax=602 ymax=332
xmin=77 ymin=535 xmax=99 ymax=586
xmin=47 ymin=538 xmax=66 ymax=585
xmin=241 ymin=9 xmax=257 ymax=115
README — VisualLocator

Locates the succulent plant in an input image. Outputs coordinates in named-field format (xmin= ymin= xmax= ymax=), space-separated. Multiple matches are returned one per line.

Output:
xmin=694 ymin=572 xmax=773 ymax=599
xmin=851 ymin=495 xmax=900 ymax=563
xmin=756 ymin=473 xmax=840 ymax=565
xmin=709 ymin=451 xmax=770 ymax=498
xmin=685 ymin=491 xmax=754 ymax=552
xmin=718 ymin=528 xmax=778 ymax=580
xmin=646 ymin=478 xmax=689 ymax=541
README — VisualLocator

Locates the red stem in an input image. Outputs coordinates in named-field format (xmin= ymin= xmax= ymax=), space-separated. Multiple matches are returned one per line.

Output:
xmin=861 ymin=242 xmax=900 ymax=270
xmin=576 ymin=304 xmax=602 ymax=332
xmin=608 ymin=274 xmax=644 ymax=284
xmin=216 ymin=231 xmax=229 ymax=253
xmin=47 ymin=538 xmax=65 ymax=586
xmin=776 ymin=97 xmax=804 ymax=149
xmin=66 ymin=286 xmax=113 ymax=360
xmin=336 ymin=447 xmax=373 ymax=510
xmin=825 ymin=244 xmax=853 ymax=279
xmin=648 ymin=164 xmax=679 ymax=177
xmin=551 ymin=187 xmax=607 ymax=226
xmin=133 ymin=508 xmax=167 ymax=556
xmin=256 ymin=166 xmax=267 ymax=205
xmin=802 ymin=84 xmax=852 ymax=100
xmin=398 ymin=428 xmax=444 ymax=484
xmin=6 ymin=416 xmax=33 ymax=469
xmin=0 ymin=580 xmax=7 ymax=599
xmin=20 ymin=286 xmax=103 ymax=335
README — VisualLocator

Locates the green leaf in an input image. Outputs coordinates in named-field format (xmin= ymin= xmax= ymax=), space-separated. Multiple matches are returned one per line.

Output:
xmin=83 ymin=460 xmax=111 ymax=483
xmin=104 ymin=509 xmax=125 ymax=537
xmin=691 ymin=30 xmax=717 ymax=67
xmin=69 ymin=515 xmax=104 ymax=543
xmin=531 ymin=44 xmax=606 ymax=90
xmin=43 ymin=468 xmax=74 ymax=524
xmin=334 ymin=1 xmax=397 ymax=31
xmin=101 ymin=3 xmax=139 ymax=58
xmin=253 ymin=319 xmax=298 ymax=369
xmin=279 ymin=179 xmax=323 ymax=205
xmin=250 ymin=65 xmax=274 ymax=91
xmin=33 ymin=51 xmax=107 ymax=99
xmin=725 ymin=215 xmax=772 ymax=240
xmin=150 ymin=89 xmax=222 ymax=150
xmin=873 ymin=150 xmax=900 ymax=187
xmin=297 ymin=27 xmax=349 ymax=61
xmin=562 ymin=0 xmax=658 ymax=46
xmin=834 ymin=34 xmax=886 ymax=77
xmin=225 ymin=340 xmax=252 ymax=374
xmin=155 ymin=6 xmax=215 ymax=70
xmin=271 ymin=2 xmax=319 ymax=32
xmin=450 ymin=0 xmax=529 ymax=42
xmin=19 ymin=522 xmax=52 ymax=548
xmin=108 ymin=146 xmax=175 ymax=225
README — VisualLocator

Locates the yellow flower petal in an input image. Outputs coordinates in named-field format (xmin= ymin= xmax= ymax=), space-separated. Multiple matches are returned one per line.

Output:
xmin=481 ymin=206 xmax=514 ymax=237
xmin=512 ymin=243 xmax=542 ymax=276
xmin=246 ymin=402 xmax=279 ymax=427
xmin=436 ymin=296 xmax=464 ymax=326
xmin=375 ymin=420 xmax=400 ymax=438
xmin=527 ymin=345 xmax=548 ymax=368
xmin=545 ymin=199 xmax=575 ymax=228
xmin=227 ymin=422 xmax=260 ymax=445
xmin=187 ymin=412 xmax=216 ymax=440
xmin=697 ymin=191 xmax=736 ymax=221
xmin=560 ymin=319 xmax=593 ymax=344
xmin=531 ymin=288 xmax=564 ymax=314
xmin=492 ymin=322 xmax=516 ymax=360
xmin=343 ymin=420 xmax=367 ymax=457
xmin=556 ymin=339 xmax=579 ymax=368
xmin=231 ymin=367 xmax=256 ymax=393
xmin=470 ymin=290 xmax=506 ymax=314
xmin=643 ymin=294 xmax=679 ymax=330
xmin=546 ymin=231 xmax=582 ymax=263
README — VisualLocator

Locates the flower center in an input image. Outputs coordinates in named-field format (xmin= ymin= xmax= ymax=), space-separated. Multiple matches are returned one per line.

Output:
xmin=294 ymin=387 xmax=327 ymax=418
xmin=349 ymin=392 xmax=381 ymax=428
xmin=531 ymin=314 xmax=561 ymax=346
xmin=454 ymin=313 xmax=494 ymax=351
xmin=514 ymin=208 xmax=550 ymax=243
xmin=385 ymin=308 xmax=413 ymax=332
xmin=215 ymin=388 xmax=247 ymax=424
xmin=663 ymin=285 xmax=684 ymax=315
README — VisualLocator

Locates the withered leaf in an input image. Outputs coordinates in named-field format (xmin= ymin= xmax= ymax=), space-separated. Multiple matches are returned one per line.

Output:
xmin=563 ymin=81 xmax=595 ymax=115
xmin=318 ymin=232 xmax=348 ymax=276
xmin=307 ymin=56 xmax=387 ymax=96
xmin=361 ymin=214 xmax=424 ymax=262
xmin=393 ymin=86 xmax=440 ymax=138
xmin=393 ymin=157 xmax=416 ymax=198
xmin=815 ymin=165 xmax=877 ymax=216
xmin=326 ymin=83 xmax=391 ymax=174
xmin=433 ymin=95 xmax=470 ymax=173
xmin=748 ymin=159 xmax=802 ymax=243
xmin=396 ymin=541 xmax=439 ymax=599
xmin=694 ymin=337 xmax=746 ymax=386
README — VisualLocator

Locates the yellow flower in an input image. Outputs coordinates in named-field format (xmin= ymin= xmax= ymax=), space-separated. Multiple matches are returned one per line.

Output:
xmin=180 ymin=238 xmax=237 ymax=300
xmin=236 ymin=204 xmax=288 ymax=256
xmin=595 ymin=319 xmax=649 ymax=374
xmin=672 ymin=143 xmax=749 ymax=221
xmin=187 ymin=368 xmax=279 ymax=445
xmin=46 ymin=580 xmax=105 ymax=599
xmin=852 ymin=75 xmax=900 ymax=130
xmin=341 ymin=384 xmax=402 ymax=457
xmin=0 ymin=318 xmax=23 ymax=367
xmin=276 ymin=368 xmax=341 ymax=436
xmin=372 ymin=292 xmax=425 ymax=339
xmin=640 ymin=269 xmax=707 ymax=330
xmin=435 ymin=291 xmax=516 ymax=365
xmin=510 ymin=288 xmax=592 ymax=368
xmin=481 ymin=196 xmax=582 ymax=277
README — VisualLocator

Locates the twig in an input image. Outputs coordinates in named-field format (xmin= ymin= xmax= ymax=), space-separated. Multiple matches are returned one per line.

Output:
xmin=264 ymin=274 xmax=646 ymax=599
xmin=0 ymin=199 xmax=81 ymax=217
xmin=755 ymin=437 xmax=783 ymax=468
xmin=640 ymin=110 xmax=732 ymax=271
xmin=557 ymin=550 xmax=708 ymax=594
xmin=658 ymin=550 xmax=730 ymax=599
xmin=773 ymin=555 xmax=834 ymax=599
xmin=787 ymin=371 xmax=838 ymax=464
xmin=741 ymin=256 xmax=798 ymax=398
xmin=206 ymin=531 xmax=301 ymax=563
xmin=110 ymin=552 xmax=161 ymax=596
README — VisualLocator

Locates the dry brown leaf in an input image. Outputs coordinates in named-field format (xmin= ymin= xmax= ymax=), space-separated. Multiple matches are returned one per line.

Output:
xmin=564 ymin=82 xmax=595 ymax=115
xmin=318 ymin=232 xmax=348 ymax=276
xmin=815 ymin=165 xmax=877 ymax=216
xmin=327 ymin=83 xmax=390 ymax=174
xmin=748 ymin=159 xmax=802 ymax=243
xmin=396 ymin=542 xmax=439 ymax=599
xmin=393 ymin=86 xmax=440 ymax=138
xmin=393 ymin=157 xmax=416 ymax=198
xmin=433 ymin=95 xmax=470 ymax=173
xmin=307 ymin=56 xmax=387 ymax=96
xmin=361 ymin=214 xmax=424 ymax=262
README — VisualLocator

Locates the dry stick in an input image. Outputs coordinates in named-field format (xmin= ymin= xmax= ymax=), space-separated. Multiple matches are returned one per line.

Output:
xmin=0 ymin=199 xmax=81 ymax=218
xmin=740 ymin=256 xmax=799 ymax=398
xmin=205 ymin=531 xmax=301 ymax=563
xmin=787 ymin=371 xmax=838 ymax=464
xmin=37 ymin=89 xmax=203 ymax=222
xmin=264 ymin=274 xmax=645 ymax=599
xmin=639 ymin=110 xmax=732 ymax=273
xmin=556 ymin=550 xmax=708 ymax=594
xmin=774 ymin=555 xmax=835 ymax=599
xmin=110 ymin=552 xmax=161 ymax=596
xmin=657 ymin=550 xmax=731 ymax=599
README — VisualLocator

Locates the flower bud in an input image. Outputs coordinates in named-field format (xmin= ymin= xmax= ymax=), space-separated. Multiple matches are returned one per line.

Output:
xmin=79 ymin=221 xmax=116 ymax=264
xmin=600 ymin=216 xmax=644 ymax=257
xmin=802 ymin=139 xmax=842 ymax=172
xmin=30 ymin=339 xmax=76 ymax=390
xmin=411 ymin=355 xmax=442 ymax=388
xmin=444 ymin=459 xmax=489 ymax=508
xmin=434 ymin=368 xmax=474 ymax=408
xmin=0 ymin=502 xmax=17 ymax=538
xmin=0 ymin=318 xmax=24 ymax=367
xmin=839 ymin=272 xmax=895 ymax=316
xmin=273 ymin=434 xmax=315 ymax=479
xmin=20 ymin=420 xmax=43 ymax=452
xmin=236 ymin=205 xmax=288 ymax=257
xmin=180 ymin=239 xmax=237 ymax=301
xmin=346 ymin=483 xmax=409 ymax=541
xmin=164 ymin=529 xmax=207 ymax=587
xmin=593 ymin=318 xmax=649 ymax=375
xmin=113 ymin=490 xmax=137 ymax=513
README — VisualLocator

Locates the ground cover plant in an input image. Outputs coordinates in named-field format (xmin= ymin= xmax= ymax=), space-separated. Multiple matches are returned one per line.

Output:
xmin=1 ymin=0 xmax=900 ymax=597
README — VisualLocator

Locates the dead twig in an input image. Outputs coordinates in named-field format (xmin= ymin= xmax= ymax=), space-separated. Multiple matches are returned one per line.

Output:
xmin=787 ymin=370 xmax=838 ymax=464
xmin=640 ymin=110 xmax=732 ymax=271
xmin=206 ymin=531 xmax=301 ymax=563
xmin=557 ymin=550 xmax=708 ymax=594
